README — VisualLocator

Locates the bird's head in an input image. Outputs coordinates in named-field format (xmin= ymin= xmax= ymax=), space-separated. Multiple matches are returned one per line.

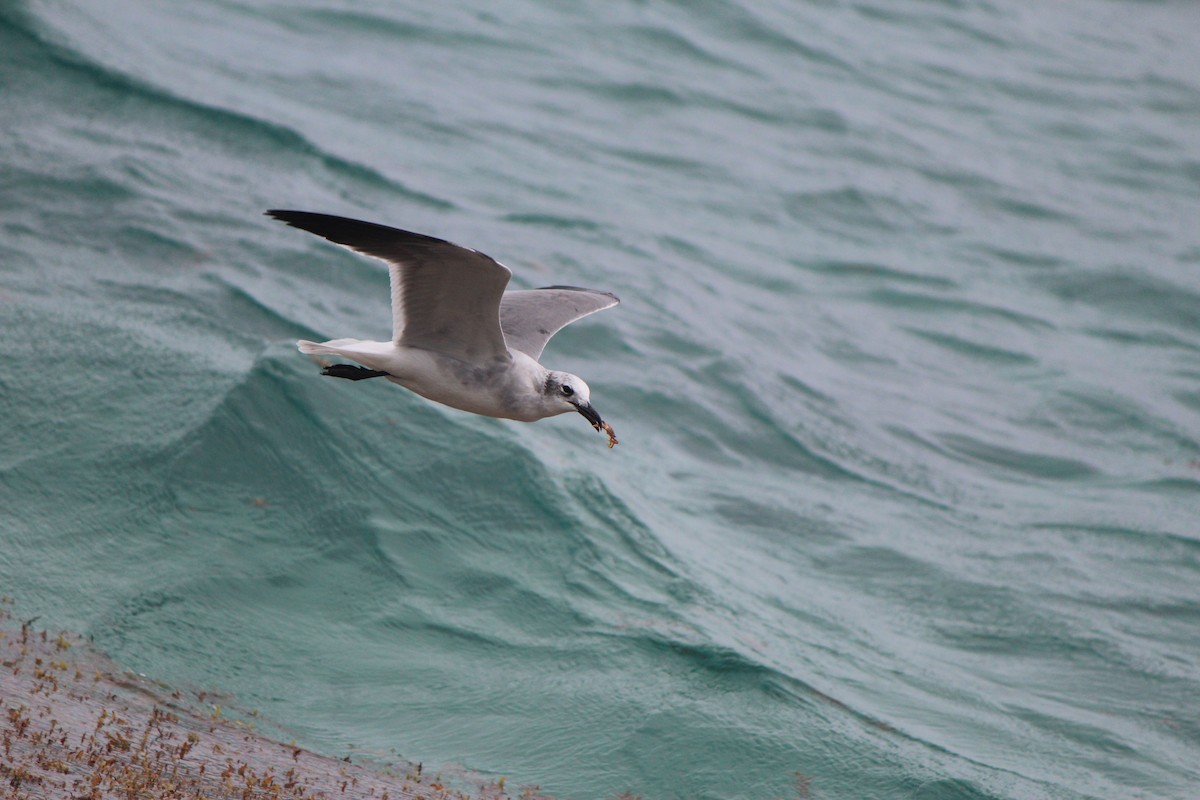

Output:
xmin=544 ymin=371 xmax=605 ymax=432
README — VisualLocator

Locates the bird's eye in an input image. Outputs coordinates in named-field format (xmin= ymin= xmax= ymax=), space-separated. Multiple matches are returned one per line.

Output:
xmin=561 ymin=384 xmax=575 ymax=397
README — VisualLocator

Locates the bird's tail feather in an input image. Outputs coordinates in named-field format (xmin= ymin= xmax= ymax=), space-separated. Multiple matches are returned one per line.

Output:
xmin=297 ymin=338 xmax=363 ymax=355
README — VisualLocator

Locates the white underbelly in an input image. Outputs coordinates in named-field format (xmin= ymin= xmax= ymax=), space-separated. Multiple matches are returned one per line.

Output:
xmin=299 ymin=339 xmax=547 ymax=421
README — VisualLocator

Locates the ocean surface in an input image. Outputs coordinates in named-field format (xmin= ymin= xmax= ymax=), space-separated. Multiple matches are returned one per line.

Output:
xmin=2 ymin=1 xmax=1199 ymax=798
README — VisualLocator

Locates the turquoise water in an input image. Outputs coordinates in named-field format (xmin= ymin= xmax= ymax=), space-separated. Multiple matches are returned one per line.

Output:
xmin=3 ymin=1 xmax=1199 ymax=798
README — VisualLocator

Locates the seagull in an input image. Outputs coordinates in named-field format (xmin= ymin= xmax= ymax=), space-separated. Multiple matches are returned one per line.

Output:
xmin=268 ymin=210 xmax=620 ymax=446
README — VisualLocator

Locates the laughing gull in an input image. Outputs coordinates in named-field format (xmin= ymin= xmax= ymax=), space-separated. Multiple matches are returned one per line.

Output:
xmin=268 ymin=210 xmax=620 ymax=446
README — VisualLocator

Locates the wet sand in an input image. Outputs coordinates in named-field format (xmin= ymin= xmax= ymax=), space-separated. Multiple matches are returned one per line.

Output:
xmin=0 ymin=607 xmax=548 ymax=800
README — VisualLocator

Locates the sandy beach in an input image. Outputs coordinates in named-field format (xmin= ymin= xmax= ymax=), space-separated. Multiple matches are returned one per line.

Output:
xmin=0 ymin=605 xmax=546 ymax=800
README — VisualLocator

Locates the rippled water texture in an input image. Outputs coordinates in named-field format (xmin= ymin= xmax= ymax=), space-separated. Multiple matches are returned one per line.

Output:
xmin=2 ymin=1 xmax=1199 ymax=798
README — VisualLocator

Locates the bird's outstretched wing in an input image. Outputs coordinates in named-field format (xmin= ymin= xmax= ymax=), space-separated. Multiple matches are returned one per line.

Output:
xmin=500 ymin=286 xmax=620 ymax=362
xmin=268 ymin=210 xmax=512 ymax=362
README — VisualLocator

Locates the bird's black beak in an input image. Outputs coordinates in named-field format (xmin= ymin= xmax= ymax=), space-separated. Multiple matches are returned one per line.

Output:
xmin=573 ymin=401 xmax=604 ymax=431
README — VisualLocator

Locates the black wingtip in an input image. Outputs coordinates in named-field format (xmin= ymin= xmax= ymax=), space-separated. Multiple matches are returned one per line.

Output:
xmin=264 ymin=209 xmax=463 ymax=254
xmin=265 ymin=209 xmax=402 ymax=248
xmin=265 ymin=209 xmax=313 ymax=231
xmin=265 ymin=209 xmax=315 ymax=227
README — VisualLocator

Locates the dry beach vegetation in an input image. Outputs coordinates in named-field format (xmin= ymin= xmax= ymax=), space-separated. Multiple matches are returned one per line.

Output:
xmin=0 ymin=601 xmax=562 ymax=800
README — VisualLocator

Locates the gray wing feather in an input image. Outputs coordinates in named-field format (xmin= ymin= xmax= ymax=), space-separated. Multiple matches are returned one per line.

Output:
xmin=500 ymin=286 xmax=619 ymax=362
xmin=267 ymin=210 xmax=511 ymax=362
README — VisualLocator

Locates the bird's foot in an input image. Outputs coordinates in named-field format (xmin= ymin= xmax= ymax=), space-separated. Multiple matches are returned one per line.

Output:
xmin=321 ymin=364 xmax=390 ymax=381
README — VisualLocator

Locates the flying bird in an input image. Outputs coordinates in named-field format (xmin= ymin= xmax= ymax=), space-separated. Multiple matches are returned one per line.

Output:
xmin=268 ymin=210 xmax=620 ymax=446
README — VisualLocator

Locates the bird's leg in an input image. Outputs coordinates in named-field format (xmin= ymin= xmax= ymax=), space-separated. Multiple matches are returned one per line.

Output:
xmin=321 ymin=364 xmax=391 ymax=381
